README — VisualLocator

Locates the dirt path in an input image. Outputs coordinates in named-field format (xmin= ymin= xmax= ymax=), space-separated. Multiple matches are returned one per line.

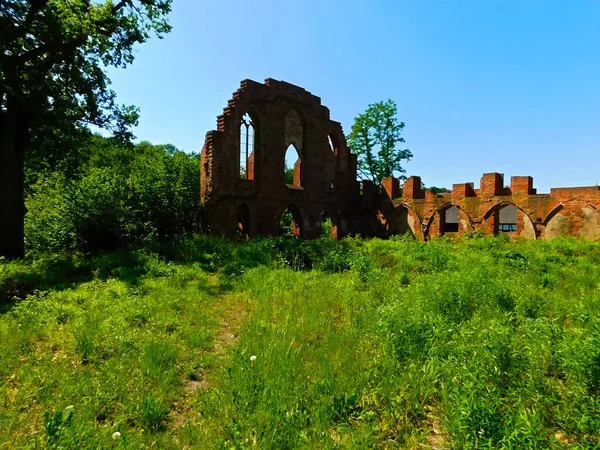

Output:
xmin=173 ymin=288 xmax=251 ymax=430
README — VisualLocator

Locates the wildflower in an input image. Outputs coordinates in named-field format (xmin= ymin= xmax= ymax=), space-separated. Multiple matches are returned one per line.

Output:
xmin=112 ymin=431 xmax=121 ymax=440
xmin=250 ymin=355 xmax=257 ymax=362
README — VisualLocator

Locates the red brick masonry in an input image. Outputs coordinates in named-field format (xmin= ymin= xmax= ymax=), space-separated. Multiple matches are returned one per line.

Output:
xmin=201 ymin=79 xmax=600 ymax=240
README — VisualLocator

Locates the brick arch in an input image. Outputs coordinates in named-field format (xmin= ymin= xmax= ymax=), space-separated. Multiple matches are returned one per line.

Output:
xmin=274 ymin=202 xmax=308 ymax=237
xmin=425 ymin=203 xmax=474 ymax=238
xmin=284 ymin=108 xmax=305 ymax=188
xmin=481 ymin=201 xmax=537 ymax=239
xmin=239 ymin=105 xmax=263 ymax=129
xmin=354 ymin=207 xmax=386 ymax=237
xmin=542 ymin=204 xmax=568 ymax=239
xmin=580 ymin=204 xmax=600 ymax=240
xmin=238 ymin=107 xmax=262 ymax=180
xmin=284 ymin=143 xmax=302 ymax=187
xmin=543 ymin=203 xmax=567 ymax=225
xmin=383 ymin=203 xmax=423 ymax=240
xmin=284 ymin=108 xmax=304 ymax=151
xmin=403 ymin=204 xmax=424 ymax=240
xmin=316 ymin=208 xmax=340 ymax=239
xmin=242 ymin=106 xmax=263 ymax=150
xmin=542 ymin=200 xmax=600 ymax=240
xmin=327 ymin=130 xmax=340 ymax=155
xmin=587 ymin=202 xmax=600 ymax=213
xmin=330 ymin=122 xmax=351 ymax=172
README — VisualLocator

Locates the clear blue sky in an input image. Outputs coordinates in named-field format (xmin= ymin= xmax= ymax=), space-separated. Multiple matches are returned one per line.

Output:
xmin=107 ymin=0 xmax=600 ymax=193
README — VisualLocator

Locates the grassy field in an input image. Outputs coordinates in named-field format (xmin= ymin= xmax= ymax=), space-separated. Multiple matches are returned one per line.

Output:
xmin=1 ymin=236 xmax=600 ymax=449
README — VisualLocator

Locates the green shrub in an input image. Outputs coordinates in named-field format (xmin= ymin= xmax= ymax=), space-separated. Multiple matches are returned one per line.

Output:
xmin=24 ymin=144 xmax=200 ymax=256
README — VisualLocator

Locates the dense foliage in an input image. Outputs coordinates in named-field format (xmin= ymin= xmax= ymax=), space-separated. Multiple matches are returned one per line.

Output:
xmin=24 ymin=136 xmax=200 ymax=255
xmin=0 ymin=0 xmax=172 ymax=258
xmin=2 ymin=236 xmax=600 ymax=448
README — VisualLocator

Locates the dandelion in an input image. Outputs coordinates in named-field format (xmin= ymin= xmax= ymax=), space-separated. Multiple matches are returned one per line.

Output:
xmin=250 ymin=355 xmax=257 ymax=362
xmin=112 ymin=431 xmax=121 ymax=440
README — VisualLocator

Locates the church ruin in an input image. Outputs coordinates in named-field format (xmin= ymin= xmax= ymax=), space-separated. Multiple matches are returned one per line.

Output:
xmin=200 ymin=78 xmax=600 ymax=241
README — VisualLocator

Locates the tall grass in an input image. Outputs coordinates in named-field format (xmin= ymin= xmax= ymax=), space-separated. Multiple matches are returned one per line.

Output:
xmin=1 ymin=236 xmax=600 ymax=448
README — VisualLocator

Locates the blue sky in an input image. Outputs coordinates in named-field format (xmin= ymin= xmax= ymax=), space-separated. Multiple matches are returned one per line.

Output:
xmin=107 ymin=0 xmax=600 ymax=192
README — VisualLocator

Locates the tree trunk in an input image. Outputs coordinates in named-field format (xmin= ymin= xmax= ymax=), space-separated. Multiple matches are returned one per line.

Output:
xmin=0 ymin=102 xmax=28 ymax=259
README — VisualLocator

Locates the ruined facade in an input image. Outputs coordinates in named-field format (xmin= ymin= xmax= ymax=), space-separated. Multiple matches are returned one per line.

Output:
xmin=200 ymin=78 xmax=371 ymax=239
xmin=201 ymin=78 xmax=600 ymax=241
xmin=379 ymin=174 xmax=600 ymax=241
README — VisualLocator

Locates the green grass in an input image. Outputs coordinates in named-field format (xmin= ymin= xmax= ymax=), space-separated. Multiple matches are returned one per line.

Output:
xmin=1 ymin=236 xmax=600 ymax=448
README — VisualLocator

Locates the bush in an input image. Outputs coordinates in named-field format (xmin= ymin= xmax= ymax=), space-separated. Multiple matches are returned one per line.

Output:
xmin=24 ymin=143 xmax=200 ymax=256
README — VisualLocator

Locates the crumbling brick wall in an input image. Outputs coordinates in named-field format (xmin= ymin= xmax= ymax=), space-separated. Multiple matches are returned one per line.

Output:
xmin=200 ymin=78 xmax=364 ymax=238
xmin=381 ymin=173 xmax=600 ymax=240
xmin=201 ymin=78 xmax=599 ymax=241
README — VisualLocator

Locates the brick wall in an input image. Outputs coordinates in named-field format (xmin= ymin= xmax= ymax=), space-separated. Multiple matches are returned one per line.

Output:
xmin=200 ymin=78 xmax=362 ymax=238
xmin=379 ymin=174 xmax=600 ymax=241
xmin=200 ymin=79 xmax=600 ymax=241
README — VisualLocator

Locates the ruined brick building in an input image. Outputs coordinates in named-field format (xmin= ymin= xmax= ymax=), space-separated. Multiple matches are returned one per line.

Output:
xmin=200 ymin=79 xmax=600 ymax=241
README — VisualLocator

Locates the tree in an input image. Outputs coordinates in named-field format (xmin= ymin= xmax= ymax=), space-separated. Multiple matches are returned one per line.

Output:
xmin=25 ymin=136 xmax=201 ymax=255
xmin=346 ymin=100 xmax=412 ymax=185
xmin=0 ymin=0 xmax=172 ymax=258
xmin=425 ymin=185 xmax=450 ymax=194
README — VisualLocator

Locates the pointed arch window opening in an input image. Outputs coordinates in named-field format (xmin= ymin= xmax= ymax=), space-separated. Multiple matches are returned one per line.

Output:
xmin=240 ymin=113 xmax=255 ymax=179
xmin=279 ymin=206 xmax=302 ymax=237
xmin=285 ymin=144 xmax=302 ymax=187
xmin=319 ymin=210 xmax=338 ymax=239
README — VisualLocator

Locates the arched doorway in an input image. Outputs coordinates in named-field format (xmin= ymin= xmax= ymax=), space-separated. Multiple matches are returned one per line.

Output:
xmin=442 ymin=205 xmax=459 ymax=233
xmin=580 ymin=204 xmax=600 ymax=240
xmin=386 ymin=205 xmax=414 ymax=236
xmin=317 ymin=210 xmax=338 ymax=239
xmin=483 ymin=203 xmax=536 ymax=239
xmin=432 ymin=204 xmax=472 ymax=236
xmin=278 ymin=204 xmax=304 ymax=237
xmin=236 ymin=204 xmax=250 ymax=238
xmin=356 ymin=208 xmax=385 ymax=237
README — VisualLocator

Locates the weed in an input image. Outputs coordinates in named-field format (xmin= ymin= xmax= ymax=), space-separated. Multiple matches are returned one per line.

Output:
xmin=138 ymin=395 xmax=169 ymax=432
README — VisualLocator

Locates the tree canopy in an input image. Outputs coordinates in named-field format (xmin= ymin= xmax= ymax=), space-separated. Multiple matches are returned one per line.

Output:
xmin=0 ymin=0 xmax=172 ymax=258
xmin=1 ymin=0 xmax=171 ymax=136
xmin=346 ymin=100 xmax=412 ymax=185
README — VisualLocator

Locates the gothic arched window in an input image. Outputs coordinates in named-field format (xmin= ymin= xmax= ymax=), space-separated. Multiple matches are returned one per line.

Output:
xmin=240 ymin=113 xmax=254 ymax=179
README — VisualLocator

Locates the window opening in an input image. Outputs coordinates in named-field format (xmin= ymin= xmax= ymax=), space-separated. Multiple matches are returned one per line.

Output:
xmin=498 ymin=204 xmax=518 ymax=232
xmin=240 ymin=113 xmax=254 ymax=179
xmin=285 ymin=144 xmax=301 ymax=186
xmin=279 ymin=206 xmax=301 ymax=237
xmin=319 ymin=211 xmax=337 ymax=239
xmin=444 ymin=206 xmax=459 ymax=233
